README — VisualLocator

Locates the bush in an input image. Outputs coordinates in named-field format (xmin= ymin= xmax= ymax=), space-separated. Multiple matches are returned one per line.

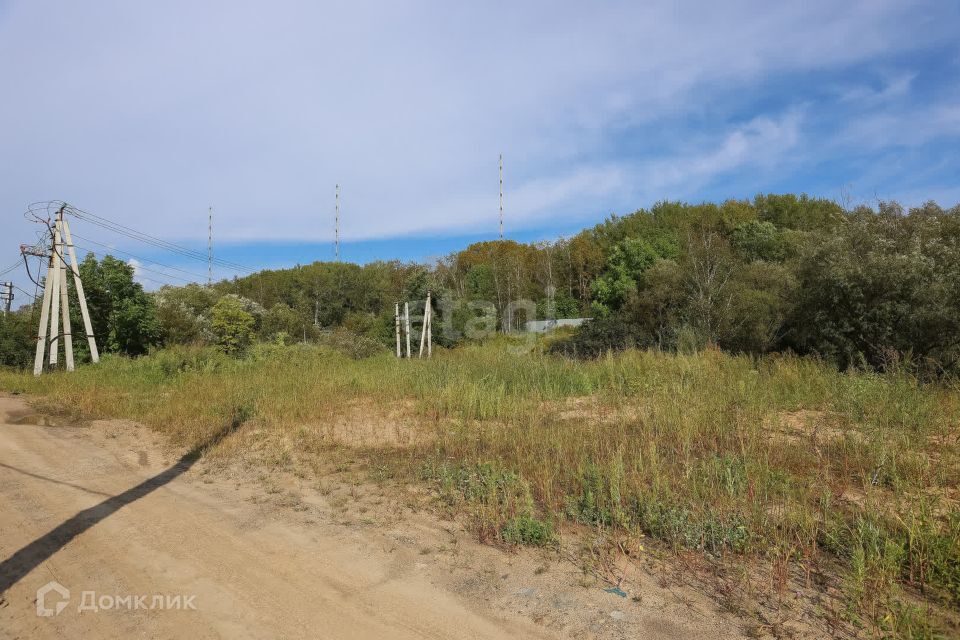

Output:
xmin=142 ymin=344 xmax=229 ymax=379
xmin=787 ymin=206 xmax=960 ymax=374
xmin=261 ymin=303 xmax=304 ymax=342
xmin=0 ymin=309 xmax=35 ymax=368
xmin=211 ymin=296 xmax=256 ymax=355
xmin=501 ymin=514 xmax=554 ymax=547
xmin=548 ymin=315 xmax=646 ymax=359
xmin=316 ymin=328 xmax=386 ymax=359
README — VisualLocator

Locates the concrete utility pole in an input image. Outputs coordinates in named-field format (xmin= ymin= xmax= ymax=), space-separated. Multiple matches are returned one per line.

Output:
xmin=207 ymin=206 xmax=213 ymax=286
xmin=499 ymin=154 xmax=504 ymax=240
xmin=411 ymin=292 xmax=434 ymax=359
xmin=61 ymin=211 xmax=99 ymax=365
xmin=418 ymin=293 xmax=428 ymax=358
xmin=404 ymin=301 xmax=411 ymax=359
xmin=334 ymin=184 xmax=340 ymax=261
xmin=394 ymin=302 xmax=401 ymax=357
xmin=34 ymin=241 xmax=55 ymax=374
xmin=49 ymin=220 xmax=61 ymax=366
xmin=30 ymin=206 xmax=98 ymax=376
xmin=56 ymin=220 xmax=74 ymax=372
xmin=0 ymin=282 xmax=12 ymax=314
xmin=421 ymin=291 xmax=432 ymax=359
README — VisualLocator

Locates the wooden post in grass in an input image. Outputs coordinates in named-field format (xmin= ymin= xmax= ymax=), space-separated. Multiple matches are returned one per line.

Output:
xmin=404 ymin=301 xmax=411 ymax=358
xmin=394 ymin=302 xmax=401 ymax=358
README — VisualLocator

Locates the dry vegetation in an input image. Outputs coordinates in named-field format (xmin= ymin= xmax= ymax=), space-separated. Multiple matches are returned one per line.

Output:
xmin=2 ymin=339 xmax=958 ymax=638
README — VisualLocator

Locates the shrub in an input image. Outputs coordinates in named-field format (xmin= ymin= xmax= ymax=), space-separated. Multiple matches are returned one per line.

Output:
xmin=316 ymin=328 xmax=386 ymax=359
xmin=501 ymin=514 xmax=554 ymax=547
xmin=211 ymin=296 xmax=256 ymax=355
xmin=548 ymin=315 xmax=646 ymax=359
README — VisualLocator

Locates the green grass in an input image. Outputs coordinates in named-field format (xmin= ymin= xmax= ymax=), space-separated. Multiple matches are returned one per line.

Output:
xmin=2 ymin=339 xmax=958 ymax=636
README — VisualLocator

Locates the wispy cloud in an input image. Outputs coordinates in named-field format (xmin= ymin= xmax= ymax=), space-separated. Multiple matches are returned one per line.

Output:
xmin=0 ymin=0 xmax=957 ymax=264
xmin=127 ymin=259 xmax=143 ymax=280
xmin=839 ymin=103 xmax=960 ymax=150
xmin=642 ymin=111 xmax=805 ymax=196
xmin=838 ymin=73 xmax=915 ymax=104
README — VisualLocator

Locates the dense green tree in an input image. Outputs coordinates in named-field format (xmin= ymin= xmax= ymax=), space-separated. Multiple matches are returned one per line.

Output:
xmin=730 ymin=220 xmax=787 ymax=263
xmin=721 ymin=262 xmax=796 ymax=354
xmin=590 ymin=236 xmax=678 ymax=317
xmin=786 ymin=204 xmax=960 ymax=372
xmin=0 ymin=308 xmax=35 ymax=368
xmin=27 ymin=194 xmax=951 ymax=375
xmin=76 ymin=254 xmax=162 ymax=356
xmin=260 ymin=303 xmax=305 ymax=343
xmin=211 ymin=295 xmax=256 ymax=354
xmin=754 ymin=193 xmax=844 ymax=231
xmin=154 ymin=283 xmax=218 ymax=345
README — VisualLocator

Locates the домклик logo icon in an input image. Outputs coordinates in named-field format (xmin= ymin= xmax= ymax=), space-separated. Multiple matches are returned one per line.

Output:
xmin=36 ymin=581 xmax=70 ymax=617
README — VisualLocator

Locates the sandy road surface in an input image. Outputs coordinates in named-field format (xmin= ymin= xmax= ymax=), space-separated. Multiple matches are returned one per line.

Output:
xmin=0 ymin=394 xmax=748 ymax=640
xmin=0 ymin=395 xmax=554 ymax=639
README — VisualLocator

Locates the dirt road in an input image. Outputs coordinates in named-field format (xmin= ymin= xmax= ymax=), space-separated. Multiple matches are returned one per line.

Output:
xmin=0 ymin=395 xmax=745 ymax=639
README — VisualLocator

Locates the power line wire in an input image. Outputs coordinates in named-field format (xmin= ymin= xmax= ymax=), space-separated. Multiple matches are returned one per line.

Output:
xmin=76 ymin=214 xmax=243 ymax=270
xmin=135 ymin=274 xmax=182 ymax=288
xmin=70 ymin=232 xmax=208 ymax=281
xmin=24 ymin=200 xmax=251 ymax=273
xmin=0 ymin=260 xmax=21 ymax=277
xmin=13 ymin=284 xmax=38 ymax=301
xmin=71 ymin=245 xmax=196 ymax=285
xmin=66 ymin=205 xmax=255 ymax=273
xmin=22 ymin=201 xmax=272 ymax=306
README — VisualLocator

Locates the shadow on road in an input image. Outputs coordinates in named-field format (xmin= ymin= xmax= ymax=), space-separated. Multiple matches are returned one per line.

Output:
xmin=0 ymin=419 xmax=240 ymax=594
xmin=0 ymin=462 xmax=115 ymax=498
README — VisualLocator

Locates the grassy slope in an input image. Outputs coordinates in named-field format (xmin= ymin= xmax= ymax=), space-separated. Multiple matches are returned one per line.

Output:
xmin=2 ymin=341 xmax=958 ymax=637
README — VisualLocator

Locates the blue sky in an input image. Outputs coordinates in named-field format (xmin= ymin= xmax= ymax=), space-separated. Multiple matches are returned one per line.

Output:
xmin=2 ymin=1 xmax=959 ymax=294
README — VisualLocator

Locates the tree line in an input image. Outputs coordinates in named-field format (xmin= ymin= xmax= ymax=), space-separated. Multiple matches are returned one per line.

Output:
xmin=552 ymin=196 xmax=960 ymax=376
xmin=2 ymin=193 xmax=958 ymax=375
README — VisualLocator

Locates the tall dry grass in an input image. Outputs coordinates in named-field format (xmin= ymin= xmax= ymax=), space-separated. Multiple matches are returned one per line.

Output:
xmin=2 ymin=339 xmax=958 ymax=636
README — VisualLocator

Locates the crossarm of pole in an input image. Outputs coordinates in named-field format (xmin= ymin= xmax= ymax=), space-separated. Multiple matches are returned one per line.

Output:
xmin=18 ymin=240 xmax=52 ymax=287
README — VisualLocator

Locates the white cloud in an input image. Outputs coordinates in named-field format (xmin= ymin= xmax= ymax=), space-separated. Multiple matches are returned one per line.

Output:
xmin=839 ymin=73 xmax=915 ymax=104
xmin=629 ymin=110 xmax=805 ymax=202
xmin=839 ymin=103 xmax=960 ymax=150
xmin=0 ymin=0 xmax=956 ymax=254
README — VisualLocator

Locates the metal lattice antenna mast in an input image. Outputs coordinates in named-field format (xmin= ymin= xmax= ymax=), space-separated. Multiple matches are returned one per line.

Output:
xmin=499 ymin=154 xmax=504 ymax=240
xmin=207 ymin=206 xmax=213 ymax=286
xmin=335 ymin=184 xmax=340 ymax=261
